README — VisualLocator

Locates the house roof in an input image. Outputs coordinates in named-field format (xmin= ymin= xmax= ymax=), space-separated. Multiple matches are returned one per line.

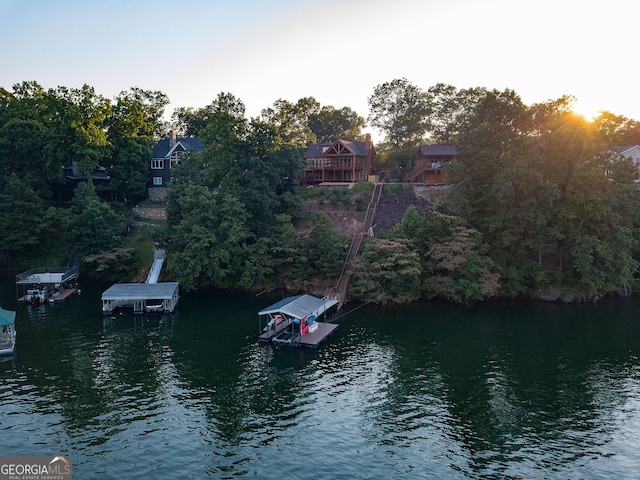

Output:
xmin=152 ymin=137 xmax=205 ymax=158
xmin=415 ymin=144 xmax=457 ymax=157
xmin=614 ymin=145 xmax=640 ymax=154
xmin=304 ymin=139 xmax=371 ymax=158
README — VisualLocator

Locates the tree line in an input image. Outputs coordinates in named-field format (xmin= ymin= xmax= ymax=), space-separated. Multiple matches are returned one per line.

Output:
xmin=2 ymin=78 xmax=640 ymax=304
xmin=356 ymin=85 xmax=640 ymax=303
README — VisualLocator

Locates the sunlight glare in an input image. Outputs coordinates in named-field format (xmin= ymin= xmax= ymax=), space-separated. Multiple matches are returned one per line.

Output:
xmin=571 ymin=98 xmax=601 ymax=121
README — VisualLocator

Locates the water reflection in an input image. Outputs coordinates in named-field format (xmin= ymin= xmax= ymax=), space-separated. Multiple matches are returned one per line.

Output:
xmin=2 ymin=277 xmax=640 ymax=478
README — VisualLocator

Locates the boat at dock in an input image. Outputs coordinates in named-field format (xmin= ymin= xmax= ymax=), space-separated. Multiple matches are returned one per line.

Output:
xmin=16 ymin=264 xmax=79 ymax=304
xmin=0 ymin=306 xmax=16 ymax=356
xmin=258 ymin=294 xmax=339 ymax=347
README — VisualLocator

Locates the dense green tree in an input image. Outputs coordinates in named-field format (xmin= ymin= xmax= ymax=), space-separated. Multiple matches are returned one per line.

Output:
xmin=367 ymin=78 xmax=429 ymax=151
xmin=0 ymin=119 xmax=51 ymax=196
xmin=171 ymin=106 xmax=212 ymax=137
xmin=424 ymin=83 xmax=487 ymax=143
xmin=166 ymin=184 xmax=253 ymax=290
xmin=386 ymin=207 xmax=499 ymax=303
xmin=106 ymin=88 xmax=169 ymax=204
xmin=64 ymin=182 xmax=122 ymax=257
xmin=299 ymin=214 xmax=350 ymax=279
xmin=165 ymin=93 xmax=306 ymax=289
xmin=44 ymin=84 xmax=112 ymax=174
xmin=247 ymin=213 xmax=301 ymax=287
xmin=350 ymin=237 xmax=422 ymax=304
xmin=260 ymin=97 xmax=319 ymax=147
xmin=0 ymin=173 xmax=57 ymax=264
xmin=449 ymin=90 xmax=640 ymax=297
xmin=108 ymin=87 xmax=169 ymax=139
xmin=591 ymin=111 xmax=640 ymax=147
xmin=308 ymin=105 xmax=365 ymax=143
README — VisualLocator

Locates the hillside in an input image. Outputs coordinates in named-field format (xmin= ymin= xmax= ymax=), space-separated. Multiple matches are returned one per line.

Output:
xmin=302 ymin=184 xmax=450 ymax=235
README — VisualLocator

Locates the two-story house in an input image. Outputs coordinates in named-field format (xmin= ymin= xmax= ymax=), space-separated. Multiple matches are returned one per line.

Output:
xmin=56 ymin=162 xmax=117 ymax=202
xmin=407 ymin=144 xmax=456 ymax=183
xmin=149 ymin=131 xmax=204 ymax=201
xmin=302 ymin=134 xmax=376 ymax=185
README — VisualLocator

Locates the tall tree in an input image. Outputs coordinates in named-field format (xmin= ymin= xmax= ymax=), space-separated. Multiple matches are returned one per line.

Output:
xmin=64 ymin=182 xmax=122 ymax=257
xmin=106 ymin=88 xmax=169 ymax=204
xmin=0 ymin=173 xmax=56 ymax=265
xmin=308 ymin=105 xmax=365 ymax=143
xmin=0 ymin=119 xmax=51 ymax=196
xmin=591 ymin=111 xmax=640 ymax=147
xmin=424 ymin=83 xmax=487 ymax=144
xmin=367 ymin=78 xmax=428 ymax=151
xmin=166 ymin=184 xmax=252 ymax=290
xmin=260 ymin=97 xmax=319 ymax=147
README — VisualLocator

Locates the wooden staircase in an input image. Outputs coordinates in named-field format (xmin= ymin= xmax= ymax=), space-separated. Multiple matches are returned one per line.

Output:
xmin=332 ymin=183 xmax=384 ymax=308
xmin=406 ymin=162 xmax=430 ymax=183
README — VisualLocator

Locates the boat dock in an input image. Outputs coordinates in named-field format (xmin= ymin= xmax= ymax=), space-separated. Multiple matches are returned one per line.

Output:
xmin=101 ymin=282 xmax=180 ymax=314
xmin=16 ymin=266 xmax=79 ymax=304
xmin=258 ymin=294 xmax=339 ymax=347
xmin=0 ymin=306 xmax=16 ymax=356
xmin=101 ymin=250 xmax=179 ymax=314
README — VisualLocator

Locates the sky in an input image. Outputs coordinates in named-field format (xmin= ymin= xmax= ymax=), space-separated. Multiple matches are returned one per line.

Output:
xmin=1 ymin=0 xmax=639 ymax=133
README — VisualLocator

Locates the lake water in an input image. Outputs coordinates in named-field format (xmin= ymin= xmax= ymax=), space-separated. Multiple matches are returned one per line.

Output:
xmin=1 ymin=277 xmax=640 ymax=479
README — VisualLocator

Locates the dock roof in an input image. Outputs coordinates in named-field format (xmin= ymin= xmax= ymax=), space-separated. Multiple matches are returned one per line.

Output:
xmin=0 ymin=307 xmax=15 ymax=326
xmin=258 ymin=294 xmax=328 ymax=320
xmin=101 ymin=282 xmax=179 ymax=300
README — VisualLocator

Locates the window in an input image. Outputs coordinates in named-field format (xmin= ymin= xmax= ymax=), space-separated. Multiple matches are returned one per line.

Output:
xmin=153 ymin=177 xmax=163 ymax=186
xmin=151 ymin=159 xmax=164 ymax=169
xmin=170 ymin=152 xmax=182 ymax=168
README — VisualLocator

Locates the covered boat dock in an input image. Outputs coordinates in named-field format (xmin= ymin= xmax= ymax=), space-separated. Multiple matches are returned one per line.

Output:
xmin=101 ymin=282 xmax=179 ymax=314
xmin=258 ymin=294 xmax=339 ymax=347
xmin=16 ymin=266 xmax=79 ymax=303
xmin=0 ymin=306 xmax=16 ymax=356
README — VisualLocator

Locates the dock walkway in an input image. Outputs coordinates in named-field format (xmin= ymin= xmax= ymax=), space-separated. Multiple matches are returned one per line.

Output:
xmin=333 ymin=182 xmax=384 ymax=308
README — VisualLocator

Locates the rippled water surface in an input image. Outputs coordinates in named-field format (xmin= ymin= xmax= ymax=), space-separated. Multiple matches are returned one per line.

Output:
xmin=2 ymin=278 xmax=640 ymax=479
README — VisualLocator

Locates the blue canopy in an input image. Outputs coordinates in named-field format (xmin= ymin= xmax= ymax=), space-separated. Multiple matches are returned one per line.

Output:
xmin=0 ymin=306 xmax=16 ymax=326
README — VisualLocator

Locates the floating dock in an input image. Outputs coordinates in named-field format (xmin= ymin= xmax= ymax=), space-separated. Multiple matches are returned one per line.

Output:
xmin=258 ymin=294 xmax=339 ymax=347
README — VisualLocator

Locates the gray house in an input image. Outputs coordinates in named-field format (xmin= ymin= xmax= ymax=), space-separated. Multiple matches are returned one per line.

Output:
xmin=148 ymin=131 xmax=204 ymax=200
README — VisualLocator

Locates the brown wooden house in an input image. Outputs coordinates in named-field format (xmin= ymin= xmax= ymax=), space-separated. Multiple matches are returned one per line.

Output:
xmin=407 ymin=144 xmax=456 ymax=183
xmin=302 ymin=134 xmax=375 ymax=184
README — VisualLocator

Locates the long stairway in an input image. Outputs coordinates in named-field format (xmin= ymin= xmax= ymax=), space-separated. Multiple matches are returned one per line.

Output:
xmin=333 ymin=183 xmax=383 ymax=308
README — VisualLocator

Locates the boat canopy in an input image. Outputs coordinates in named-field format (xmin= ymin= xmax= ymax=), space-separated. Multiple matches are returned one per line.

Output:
xmin=258 ymin=294 xmax=328 ymax=320
xmin=0 ymin=307 xmax=16 ymax=326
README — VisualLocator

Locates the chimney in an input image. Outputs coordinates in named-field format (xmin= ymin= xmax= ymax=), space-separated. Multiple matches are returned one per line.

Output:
xmin=365 ymin=133 xmax=371 ymax=150
xmin=169 ymin=130 xmax=176 ymax=148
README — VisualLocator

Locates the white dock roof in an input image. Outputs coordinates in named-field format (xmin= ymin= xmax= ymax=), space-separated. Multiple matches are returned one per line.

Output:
xmin=258 ymin=294 xmax=329 ymax=320
xmin=101 ymin=282 xmax=179 ymax=300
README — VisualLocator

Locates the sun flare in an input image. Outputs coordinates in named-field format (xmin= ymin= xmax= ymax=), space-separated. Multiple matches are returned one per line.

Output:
xmin=571 ymin=98 xmax=601 ymax=121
